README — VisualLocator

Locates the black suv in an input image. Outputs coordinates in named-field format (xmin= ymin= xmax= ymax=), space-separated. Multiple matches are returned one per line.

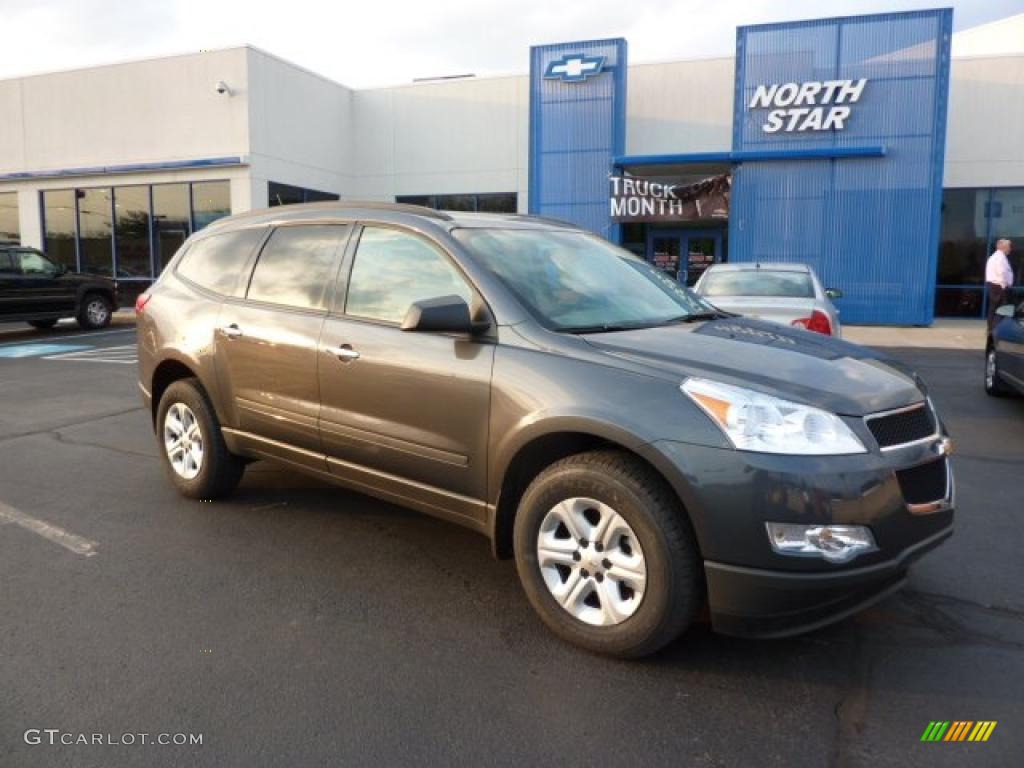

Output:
xmin=0 ymin=244 xmax=119 ymax=330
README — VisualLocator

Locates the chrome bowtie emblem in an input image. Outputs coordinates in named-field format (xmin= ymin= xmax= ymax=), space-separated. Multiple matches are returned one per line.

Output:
xmin=543 ymin=54 xmax=606 ymax=83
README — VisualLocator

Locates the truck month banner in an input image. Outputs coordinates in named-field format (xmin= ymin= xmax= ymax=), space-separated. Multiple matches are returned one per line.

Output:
xmin=609 ymin=174 xmax=731 ymax=222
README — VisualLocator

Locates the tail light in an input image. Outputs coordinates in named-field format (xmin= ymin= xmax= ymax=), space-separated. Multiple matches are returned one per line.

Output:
xmin=791 ymin=310 xmax=832 ymax=336
xmin=135 ymin=292 xmax=152 ymax=314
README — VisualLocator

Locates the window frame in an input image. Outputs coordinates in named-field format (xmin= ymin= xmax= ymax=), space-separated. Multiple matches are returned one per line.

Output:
xmin=333 ymin=222 xmax=489 ymax=330
xmin=240 ymin=222 xmax=352 ymax=315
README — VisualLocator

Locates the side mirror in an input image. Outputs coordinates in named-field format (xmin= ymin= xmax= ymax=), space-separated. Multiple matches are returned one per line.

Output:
xmin=401 ymin=295 xmax=490 ymax=334
xmin=995 ymin=304 xmax=1016 ymax=319
xmin=825 ymin=288 xmax=843 ymax=300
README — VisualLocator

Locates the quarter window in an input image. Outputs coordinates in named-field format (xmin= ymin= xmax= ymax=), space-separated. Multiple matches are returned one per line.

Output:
xmin=247 ymin=226 xmax=348 ymax=310
xmin=345 ymin=227 xmax=472 ymax=323
xmin=176 ymin=229 xmax=264 ymax=296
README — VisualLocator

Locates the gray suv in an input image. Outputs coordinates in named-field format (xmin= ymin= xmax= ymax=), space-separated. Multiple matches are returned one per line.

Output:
xmin=137 ymin=202 xmax=954 ymax=657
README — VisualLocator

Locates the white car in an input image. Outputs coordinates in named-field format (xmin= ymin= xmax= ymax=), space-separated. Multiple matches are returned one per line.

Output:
xmin=693 ymin=262 xmax=843 ymax=338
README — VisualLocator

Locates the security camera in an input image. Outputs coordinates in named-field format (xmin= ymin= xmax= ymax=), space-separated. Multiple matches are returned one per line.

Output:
xmin=214 ymin=80 xmax=232 ymax=96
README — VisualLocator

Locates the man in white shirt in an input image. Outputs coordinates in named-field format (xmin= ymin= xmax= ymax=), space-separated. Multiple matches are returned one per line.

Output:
xmin=985 ymin=239 xmax=1014 ymax=330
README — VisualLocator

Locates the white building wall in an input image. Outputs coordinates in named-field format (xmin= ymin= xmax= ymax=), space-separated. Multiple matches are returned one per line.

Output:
xmin=0 ymin=49 xmax=250 ymax=175
xmin=351 ymin=75 xmax=529 ymax=210
xmin=626 ymin=57 xmax=735 ymax=155
xmin=944 ymin=54 xmax=1024 ymax=188
xmin=246 ymin=48 xmax=354 ymax=208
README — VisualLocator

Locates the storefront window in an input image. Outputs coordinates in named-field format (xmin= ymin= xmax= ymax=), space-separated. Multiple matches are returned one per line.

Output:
xmin=396 ymin=193 xmax=517 ymax=213
xmin=268 ymin=181 xmax=339 ymax=206
xmin=191 ymin=181 xmax=231 ymax=230
xmin=42 ymin=190 xmax=78 ymax=270
xmin=0 ymin=192 xmax=18 ymax=243
xmin=114 ymin=186 xmax=151 ymax=278
xmin=935 ymin=187 xmax=1024 ymax=317
xmin=153 ymin=183 xmax=191 ymax=273
xmin=77 ymin=188 xmax=114 ymax=276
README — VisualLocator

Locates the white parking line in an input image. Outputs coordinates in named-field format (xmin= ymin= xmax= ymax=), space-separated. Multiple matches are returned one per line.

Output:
xmin=0 ymin=501 xmax=99 ymax=557
xmin=0 ymin=328 xmax=135 ymax=348
xmin=43 ymin=344 xmax=138 ymax=364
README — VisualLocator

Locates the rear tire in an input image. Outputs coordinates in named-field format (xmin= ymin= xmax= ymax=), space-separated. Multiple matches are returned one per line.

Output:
xmin=985 ymin=345 xmax=1011 ymax=397
xmin=156 ymin=378 xmax=245 ymax=499
xmin=77 ymin=292 xmax=113 ymax=330
xmin=28 ymin=319 xmax=59 ymax=330
xmin=513 ymin=449 xmax=702 ymax=658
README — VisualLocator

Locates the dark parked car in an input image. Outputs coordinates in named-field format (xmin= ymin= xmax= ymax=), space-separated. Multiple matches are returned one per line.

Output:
xmin=986 ymin=300 xmax=1024 ymax=396
xmin=0 ymin=244 xmax=119 ymax=330
xmin=136 ymin=203 xmax=954 ymax=657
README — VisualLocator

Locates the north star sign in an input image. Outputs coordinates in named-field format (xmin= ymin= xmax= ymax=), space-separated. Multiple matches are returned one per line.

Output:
xmin=748 ymin=78 xmax=868 ymax=132
xmin=543 ymin=54 xmax=606 ymax=83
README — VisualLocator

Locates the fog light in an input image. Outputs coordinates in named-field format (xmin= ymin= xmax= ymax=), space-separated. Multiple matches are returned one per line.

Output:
xmin=765 ymin=523 xmax=877 ymax=563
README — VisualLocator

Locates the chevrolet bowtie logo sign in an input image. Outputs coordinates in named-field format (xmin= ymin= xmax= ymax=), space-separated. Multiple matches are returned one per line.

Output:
xmin=544 ymin=54 xmax=606 ymax=83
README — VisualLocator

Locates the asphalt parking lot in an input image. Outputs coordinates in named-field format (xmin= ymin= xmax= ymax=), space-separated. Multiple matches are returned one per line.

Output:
xmin=1 ymin=322 xmax=1022 ymax=767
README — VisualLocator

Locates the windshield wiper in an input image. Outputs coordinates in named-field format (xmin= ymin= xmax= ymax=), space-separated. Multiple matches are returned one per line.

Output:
xmin=560 ymin=322 xmax=654 ymax=334
xmin=678 ymin=311 xmax=727 ymax=323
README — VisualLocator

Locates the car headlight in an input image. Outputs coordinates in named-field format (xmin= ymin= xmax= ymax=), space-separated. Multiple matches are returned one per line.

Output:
xmin=681 ymin=377 xmax=866 ymax=455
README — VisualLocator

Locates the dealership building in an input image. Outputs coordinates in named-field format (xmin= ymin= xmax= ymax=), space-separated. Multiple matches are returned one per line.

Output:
xmin=0 ymin=9 xmax=1021 ymax=323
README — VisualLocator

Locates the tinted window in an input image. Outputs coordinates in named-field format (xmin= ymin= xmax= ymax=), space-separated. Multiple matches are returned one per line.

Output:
xmin=153 ymin=184 xmax=191 ymax=274
xmin=700 ymin=270 xmax=814 ymax=298
xmin=191 ymin=181 xmax=231 ymax=230
xmin=16 ymin=250 xmax=54 ymax=275
xmin=0 ymin=251 xmax=14 ymax=274
xmin=78 ymin=188 xmax=113 ymax=277
xmin=42 ymin=190 xmax=77 ymax=271
xmin=176 ymin=229 xmax=264 ymax=296
xmin=247 ymin=226 xmax=348 ymax=310
xmin=0 ymin=192 xmax=18 ymax=243
xmin=114 ymin=186 xmax=152 ymax=278
xmin=346 ymin=227 xmax=472 ymax=323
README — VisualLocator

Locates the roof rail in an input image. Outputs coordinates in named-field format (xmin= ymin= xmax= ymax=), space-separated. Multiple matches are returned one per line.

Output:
xmin=204 ymin=200 xmax=454 ymax=229
xmin=504 ymin=213 xmax=582 ymax=229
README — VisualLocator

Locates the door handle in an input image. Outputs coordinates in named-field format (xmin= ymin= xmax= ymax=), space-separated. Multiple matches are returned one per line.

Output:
xmin=220 ymin=324 xmax=242 ymax=339
xmin=328 ymin=344 xmax=360 ymax=362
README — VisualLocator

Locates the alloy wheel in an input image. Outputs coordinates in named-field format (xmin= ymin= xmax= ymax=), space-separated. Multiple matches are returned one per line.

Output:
xmin=163 ymin=402 xmax=204 ymax=480
xmin=86 ymin=298 xmax=109 ymax=326
xmin=536 ymin=497 xmax=647 ymax=626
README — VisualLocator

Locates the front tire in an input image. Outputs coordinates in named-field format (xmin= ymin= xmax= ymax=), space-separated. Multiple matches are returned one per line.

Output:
xmin=77 ymin=292 xmax=113 ymax=330
xmin=513 ymin=450 xmax=702 ymax=658
xmin=156 ymin=378 xmax=245 ymax=499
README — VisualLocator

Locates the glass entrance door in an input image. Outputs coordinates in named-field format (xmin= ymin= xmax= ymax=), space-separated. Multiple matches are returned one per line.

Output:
xmin=646 ymin=229 xmax=723 ymax=286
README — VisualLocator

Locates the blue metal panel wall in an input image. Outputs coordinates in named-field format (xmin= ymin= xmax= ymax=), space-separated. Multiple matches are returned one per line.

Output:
xmin=529 ymin=39 xmax=627 ymax=238
xmin=731 ymin=10 xmax=952 ymax=325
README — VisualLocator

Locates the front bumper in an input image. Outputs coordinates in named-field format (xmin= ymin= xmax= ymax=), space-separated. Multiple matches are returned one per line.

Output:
xmin=704 ymin=525 xmax=951 ymax=637
xmin=643 ymin=435 xmax=955 ymax=638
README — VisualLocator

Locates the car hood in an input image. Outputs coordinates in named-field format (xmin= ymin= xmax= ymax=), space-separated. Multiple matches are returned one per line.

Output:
xmin=582 ymin=317 xmax=923 ymax=416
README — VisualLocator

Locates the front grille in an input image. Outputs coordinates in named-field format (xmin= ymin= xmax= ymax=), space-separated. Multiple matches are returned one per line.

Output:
xmin=866 ymin=404 xmax=936 ymax=449
xmin=896 ymin=459 xmax=948 ymax=505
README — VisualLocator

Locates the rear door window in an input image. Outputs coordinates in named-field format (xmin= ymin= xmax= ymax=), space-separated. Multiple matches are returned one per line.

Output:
xmin=175 ymin=228 xmax=265 ymax=296
xmin=701 ymin=270 xmax=814 ymax=298
xmin=246 ymin=225 xmax=349 ymax=311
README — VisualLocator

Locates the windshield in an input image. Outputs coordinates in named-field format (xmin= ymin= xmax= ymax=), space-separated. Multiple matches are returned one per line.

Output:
xmin=700 ymin=269 xmax=814 ymax=298
xmin=453 ymin=228 xmax=716 ymax=332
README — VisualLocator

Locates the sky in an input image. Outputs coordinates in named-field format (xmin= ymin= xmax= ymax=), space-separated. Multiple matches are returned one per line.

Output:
xmin=0 ymin=0 xmax=1020 ymax=88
